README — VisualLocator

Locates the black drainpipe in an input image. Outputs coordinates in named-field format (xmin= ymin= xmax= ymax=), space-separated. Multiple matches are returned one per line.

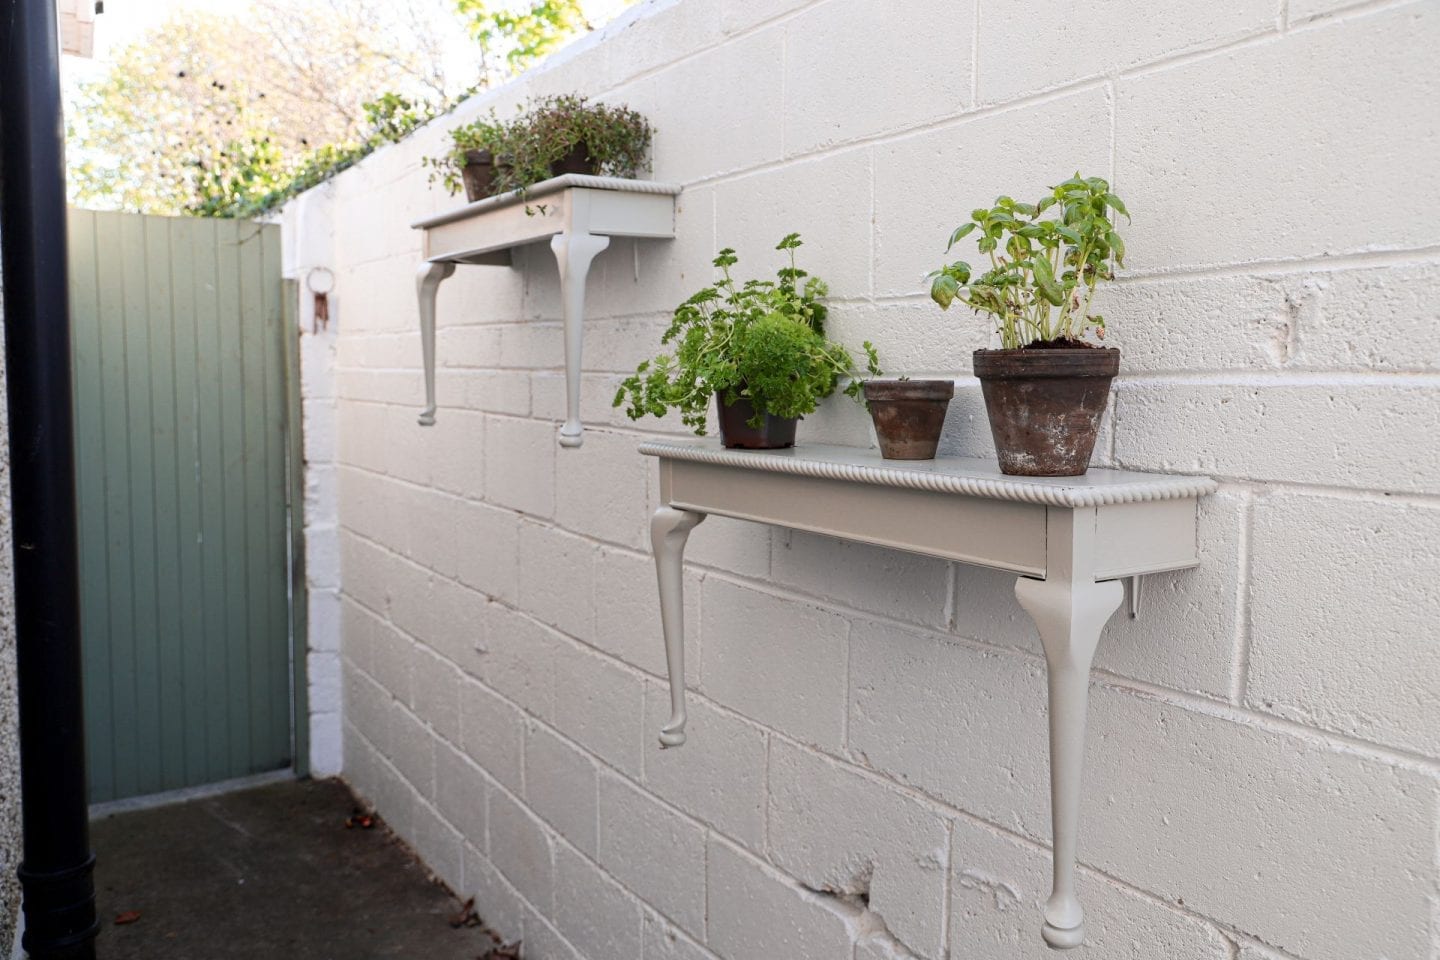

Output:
xmin=0 ymin=0 xmax=101 ymax=957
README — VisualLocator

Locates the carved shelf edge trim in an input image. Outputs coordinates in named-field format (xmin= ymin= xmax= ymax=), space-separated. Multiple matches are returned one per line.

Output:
xmin=638 ymin=441 xmax=1218 ymax=508
xmin=411 ymin=175 xmax=685 ymax=229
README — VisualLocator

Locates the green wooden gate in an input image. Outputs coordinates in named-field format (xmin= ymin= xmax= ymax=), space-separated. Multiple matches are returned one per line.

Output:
xmin=67 ymin=210 xmax=300 ymax=803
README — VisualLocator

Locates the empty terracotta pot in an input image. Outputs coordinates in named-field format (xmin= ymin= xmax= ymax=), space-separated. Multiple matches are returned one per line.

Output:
xmin=716 ymin=394 xmax=797 ymax=450
xmin=863 ymin=379 xmax=954 ymax=460
xmin=972 ymin=347 xmax=1120 ymax=476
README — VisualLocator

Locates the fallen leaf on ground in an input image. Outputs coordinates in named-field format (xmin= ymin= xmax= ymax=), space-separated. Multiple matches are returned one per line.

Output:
xmin=478 ymin=940 xmax=521 ymax=960
xmin=344 ymin=808 xmax=375 ymax=829
xmin=114 ymin=911 xmax=141 ymax=925
xmin=449 ymin=897 xmax=480 ymax=928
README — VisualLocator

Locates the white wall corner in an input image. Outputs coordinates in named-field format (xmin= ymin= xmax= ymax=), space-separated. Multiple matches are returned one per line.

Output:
xmin=282 ymin=185 xmax=344 ymax=780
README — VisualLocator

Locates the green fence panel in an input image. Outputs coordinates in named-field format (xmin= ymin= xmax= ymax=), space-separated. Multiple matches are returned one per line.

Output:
xmin=68 ymin=209 xmax=296 ymax=803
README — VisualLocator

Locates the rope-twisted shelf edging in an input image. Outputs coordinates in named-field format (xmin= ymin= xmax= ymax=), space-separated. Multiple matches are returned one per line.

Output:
xmin=412 ymin=174 xmax=683 ymax=229
xmin=639 ymin=442 xmax=1218 ymax=508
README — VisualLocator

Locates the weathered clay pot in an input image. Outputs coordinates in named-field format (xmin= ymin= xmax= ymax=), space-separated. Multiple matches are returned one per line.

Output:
xmin=863 ymin=379 xmax=954 ymax=460
xmin=972 ymin=347 xmax=1120 ymax=476
xmin=716 ymin=393 xmax=797 ymax=450
xmin=550 ymin=142 xmax=596 ymax=178
xmin=461 ymin=149 xmax=498 ymax=202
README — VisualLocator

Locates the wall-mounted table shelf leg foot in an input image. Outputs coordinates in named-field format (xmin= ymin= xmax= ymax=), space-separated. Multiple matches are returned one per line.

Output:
xmin=551 ymin=231 xmax=610 ymax=448
xmin=1016 ymin=508 xmax=1124 ymax=950
xmin=651 ymin=506 xmax=705 ymax=747
xmin=415 ymin=261 xmax=456 ymax=426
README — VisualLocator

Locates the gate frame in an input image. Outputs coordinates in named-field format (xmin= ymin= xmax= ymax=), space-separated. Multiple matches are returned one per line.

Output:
xmin=282 ymin=279 xmax=310 ymax=777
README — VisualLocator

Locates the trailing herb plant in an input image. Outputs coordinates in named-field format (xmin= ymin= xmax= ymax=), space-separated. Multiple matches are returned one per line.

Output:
xmin=496 ymin=93 xmax=652 ymax=192
xmin=423 ymin=114 xmax=508 ymax=196
xmin=614 ymin=234 xmax=880 ymax=433
xmin=928 ymin=174 xmax=1129 ymax=349
xmin=425 ymin=94 xmax=653 ymax=198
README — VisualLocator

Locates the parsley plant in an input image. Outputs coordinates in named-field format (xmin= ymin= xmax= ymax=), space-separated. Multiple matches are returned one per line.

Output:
xmin=614 ymin=234 xmax=880 ymax=434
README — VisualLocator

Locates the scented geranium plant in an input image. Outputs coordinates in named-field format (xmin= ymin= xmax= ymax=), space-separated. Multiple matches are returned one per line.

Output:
xmin=928 ymin=174 xmax=1129 ymax=349
xmin=614 ymin=234 xmax=880 ymax=433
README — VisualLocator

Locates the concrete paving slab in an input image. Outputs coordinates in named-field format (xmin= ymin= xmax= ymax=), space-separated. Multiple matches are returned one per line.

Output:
xmin=89 ymin=778 xmax=496 ymax=959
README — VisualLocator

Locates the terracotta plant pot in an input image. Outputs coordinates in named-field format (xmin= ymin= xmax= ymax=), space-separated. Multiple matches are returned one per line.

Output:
xmin=863 ymin=379 xmax=954 ymax=460
xmin=972 ymin=346 xmax=1120 ymax=477
xmin=550 ymin=142 xmax=596 ymax=178
xmin=716 ymin=393 xmax=797 ymax=450
xmin=461 ymin=149 xmax=497 ymax=202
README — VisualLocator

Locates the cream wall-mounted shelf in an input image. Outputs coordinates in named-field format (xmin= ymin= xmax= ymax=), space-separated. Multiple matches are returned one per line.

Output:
xmin=411 ymin=174 xmax=682 ymax=446
xmin=641 ymin=440 xmax=1216 ymax=950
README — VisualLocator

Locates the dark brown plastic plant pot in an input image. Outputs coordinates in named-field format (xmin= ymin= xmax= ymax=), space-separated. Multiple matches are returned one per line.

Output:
xmin=461 ymin=150 xmax=498 ymax=202
xmin=716 ymin=393 xmax=798 ymax=450
xmin=972 ymin=346 xmax=1120 ymax=477
xmin=863 ymin=379 xmax=955 ymax=460
xmin=550 ymin=142 xmax=596 ymax=178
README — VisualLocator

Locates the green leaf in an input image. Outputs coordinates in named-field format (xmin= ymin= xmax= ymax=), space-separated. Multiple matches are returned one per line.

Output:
xmin=1106 ymin=230 xmax=1125 ymax=265
xmin=930 ymin=273 xmax=960 ymax=310
xmin=1031 ymin=256 xmax=1064 ymax=306
xmin=946 ymin=222 xmax=977 ymax=250
xmin=944 ymin=260 xmax=972 ymax=285
xmin=1104 ymin=193 xmax=1130 ymax=219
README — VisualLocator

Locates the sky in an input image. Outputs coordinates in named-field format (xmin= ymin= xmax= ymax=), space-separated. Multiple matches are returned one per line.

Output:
xmin=67 ymin=0 xmax=632 ymax=69
xmin=91 ymin=0 xmax=235 ymax=59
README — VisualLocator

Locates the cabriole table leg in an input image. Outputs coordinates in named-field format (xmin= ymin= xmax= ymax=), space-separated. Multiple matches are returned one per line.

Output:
xmin=415 ymin=260 xmax=456 ymax=426
xmin=651 ymin=506 xmax=704 ymax=747
xmin=550 ymin=231 xmax=610 ymax=448
xmin=1016 ymin=571 xmax=1123 ymax=949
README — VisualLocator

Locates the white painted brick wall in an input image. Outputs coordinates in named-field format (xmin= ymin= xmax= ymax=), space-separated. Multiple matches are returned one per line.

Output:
xmin=283 ymin=0 xmax=1440 ymax=956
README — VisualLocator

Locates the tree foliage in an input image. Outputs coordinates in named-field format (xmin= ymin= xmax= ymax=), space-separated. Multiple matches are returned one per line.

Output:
xmin=68 ymin=0 xmax=635 ymax=216
xmin=67 ymin=0 xmax=472 ymax=215
xmin=455 ymin=0 xmax=595 ymax=79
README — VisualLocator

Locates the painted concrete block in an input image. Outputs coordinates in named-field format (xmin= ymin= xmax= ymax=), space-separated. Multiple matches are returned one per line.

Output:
xmin=768 ymin=740 xmax=950 ymax=958
xmin=978 ymin=0 xmax=1274 ymax=102
xmin=1116 ymin=4 xmax=1440 ymax=270
xmin=784 ymin=0 xmax=970 ymax=154
xmin=488 ymin=786 xmax=555 ymax=914
xmin=552 ymin=843 xmax=644 ymax=960
xmin=1248 ymin=492 xmax=1440 ymax=756
xmin=700 ymin=578 xmax=850 ymax=751
xmin=518 ymin=521 xmax=596 ymax=641
xmin=1113 ymin=381 xmax=1440 ymax=494
xmin=550 ymin=641 xmax=645 ymax=778
xmin=524 ymin=722 xmax=599 ymax=856
xmin=459 ymin=676 xmax=525 ymax=795
xmin=597 ymin=769 xmax=707 ymax=939
xmin=949 ymin=814 xmax=1232 ymax=959
xmin=642 ymin=680 xmax=767 ymax=850
xmin=706 ymin=837 xmax=858 ymax=960
xmin=873 ymin=90 xmax=1111 ymax=298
